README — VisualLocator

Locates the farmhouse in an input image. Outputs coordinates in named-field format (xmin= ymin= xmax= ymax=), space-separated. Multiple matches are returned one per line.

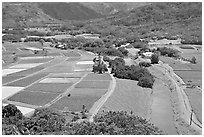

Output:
xmin=142 ymin=52 xmax=154 ymax=58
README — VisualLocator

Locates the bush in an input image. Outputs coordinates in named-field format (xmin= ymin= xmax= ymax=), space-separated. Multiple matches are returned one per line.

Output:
xmin=139 ymin=61 xmax=152 ymax=67
xmin=118 ymin=47 xmax=129 ymax=56
xmin=2 ymin=104 xmax=23 ymax=119
xmin=190 ymin=56 xmax=196 ymax=64
xmin=138 ymin=76 xmax=154 ymax=88
xmin=151 ymin=54 xmax=159 ymax=64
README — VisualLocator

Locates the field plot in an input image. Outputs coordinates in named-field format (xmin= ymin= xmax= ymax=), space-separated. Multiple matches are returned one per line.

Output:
xmin=24 ymin=83 xmax=73 ymax=93
xmin=75 ymin=80 xmax=110 ymax=89
xmin=184 ymin=88 xmax=202 ymax=123
xmin=39 ymin=77 xmax=80 ymax=83
xmin=2 ymin=76 xmax=25 ymax=84
xmin=83 ymin=73 xmax=112 ymax=81
xmin=69 ymin=88 xmax=108 ymax=97
xmin=9 ymin=63 xmax=43 ymax=69
xmin=49 ymin=73 xmax=85 ymax=78
xmin=18 ymin=58 xmax=52 ymax=64
xmin=100 ymin=79 xmax=151 ymax=118
xmin=66 ymin=57 xmax=81 ymax=61
xmin=74 ymin=64 xmax=93 ymax=70
xmin=50 ymin=95 xmax=100 ymax=112
xmin=174 ymin=70 xmax=202 ymax=87
xmin=42 ymin=66 xmax=73 ymax=73
xmin=6 ymin=66 xmax=44 ymax=76
xmin=2 ymin=86 xmax=24 ymax=100
xmin=8 ymin=91 xmax=60 ymax=106
xmin=5 ymin=73 xmax=48 ymax=87
xmin=62 ymin=51 xmax=81 ymax=57
xmin=2 ymin=69 xmax=26 ymax=76
xmin=160 ymin=56 xmax=192 ymax=70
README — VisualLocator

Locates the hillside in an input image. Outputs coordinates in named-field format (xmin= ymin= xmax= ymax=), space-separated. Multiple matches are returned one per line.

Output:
xmin=83 ymin=2 xmax=202 ymax=44
xmin=2 ymin=2 xmax=60 ymax=28
xmin=38 ymin=2 xmax=104 ymax=21
xmin=80 ymin=2 xmax=151 ymax=15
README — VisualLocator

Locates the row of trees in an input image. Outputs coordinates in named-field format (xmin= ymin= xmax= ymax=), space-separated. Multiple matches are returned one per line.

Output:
xmin=2 ymin=104 xmax=163 ymax=135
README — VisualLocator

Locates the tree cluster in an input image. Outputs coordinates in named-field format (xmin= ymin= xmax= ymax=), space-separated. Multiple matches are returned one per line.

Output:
xmin=2 ymin=104 xmax=163 ymax=135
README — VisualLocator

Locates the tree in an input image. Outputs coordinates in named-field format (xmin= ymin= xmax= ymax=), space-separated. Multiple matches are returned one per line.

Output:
xmin=39 ymin=39 xmax=45 ymax=46
xmin=151 ymin=54 xmax=159 ymax=64
xmin=191 ymin=56 xmax=196 ymax=64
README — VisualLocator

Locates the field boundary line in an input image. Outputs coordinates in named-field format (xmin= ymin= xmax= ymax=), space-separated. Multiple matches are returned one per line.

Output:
xmin=89 ymin=73 xmax=116 ymax=122
xmin=43 ymin=73 xmax=89 ymax=108
xmin=3 ymin=57 xmax=67 ymax=86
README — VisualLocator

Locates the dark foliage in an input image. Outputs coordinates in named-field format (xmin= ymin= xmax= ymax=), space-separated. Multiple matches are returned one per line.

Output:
xmin=110 ymin=58 xmax=154 ymax=88
xmin=157 ymin=47 xmax=179 ymax=57
xmin=151 ymin=54 xmax=159 ymax=64
xmin=139 ymin=61 xmax=152 ymax=67
xmin=138 ymin=76 xmax=154 ymax=88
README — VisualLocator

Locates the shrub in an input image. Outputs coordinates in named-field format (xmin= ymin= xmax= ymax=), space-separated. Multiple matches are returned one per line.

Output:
xmin=2 ymin=104 xmax=23 ymax=119
xmin=190 ymin=56 xmax=196 ymax=64
xmin=139 ymin=61 xmax=152 ymax=67
xmin=151 ymin=54 xmax=159 ymax=64
xmin=118 ymin=47 xmax=129 ymax=56
xmin=138 ymin=76 xmax=154 ymax=88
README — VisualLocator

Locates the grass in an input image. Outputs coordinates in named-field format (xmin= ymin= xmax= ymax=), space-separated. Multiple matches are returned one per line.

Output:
xmin=99 ymin=79 xmax=152 ymax=119
xmin=83 ymin=73 xmax=112 ymax=81
xmin=6 ymin=73 xmax=48 ymax=87
xmin=75 ymin=80 xmax=110 ymax=89
xmin=184 ymin=88 xmax=202 ymax=124
xmin=50 ymin=95 xmax=100 ymax=112
xmin=8 ymin=91 xmax=60 ymax=106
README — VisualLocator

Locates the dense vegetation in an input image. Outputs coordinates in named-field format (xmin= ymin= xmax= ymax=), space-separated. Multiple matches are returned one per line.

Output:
xmin=110 ymin=58 xmax=154 ymax=88
xmin=2 ymin=104 xmax=163 ymax=135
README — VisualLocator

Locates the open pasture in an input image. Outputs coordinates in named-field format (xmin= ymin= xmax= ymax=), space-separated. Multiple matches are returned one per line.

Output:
xmin=8 ymin=91 xmax=60 ymax=106
xmin=24 ymin=83 xmax=74 ymax=93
